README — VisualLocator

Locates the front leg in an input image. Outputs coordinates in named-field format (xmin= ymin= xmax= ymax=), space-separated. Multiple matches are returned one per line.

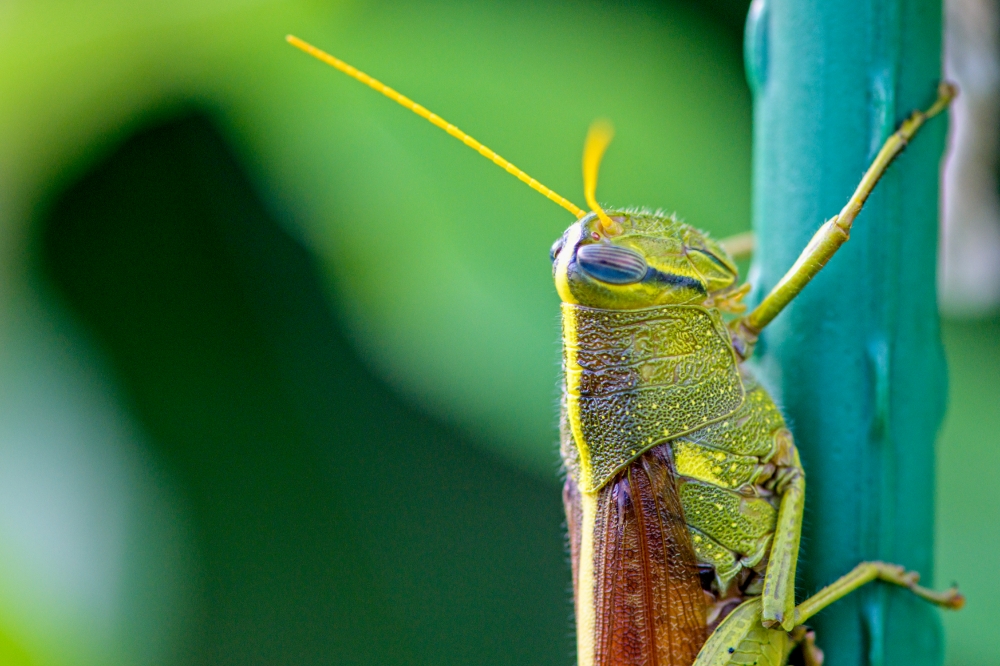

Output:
xmin=730 ymin=82 xmax=955 ymax=358
xmin=761 ymin=435 xmax=805 ymax=631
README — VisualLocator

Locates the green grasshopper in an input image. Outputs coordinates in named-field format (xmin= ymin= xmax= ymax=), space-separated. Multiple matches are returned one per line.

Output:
xmin=287 ymin=35 xmax=963 ymax=666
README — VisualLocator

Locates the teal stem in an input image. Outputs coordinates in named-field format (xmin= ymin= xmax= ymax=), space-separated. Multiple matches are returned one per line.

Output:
xmin=745 ymin=1 xmax=948 ymax=665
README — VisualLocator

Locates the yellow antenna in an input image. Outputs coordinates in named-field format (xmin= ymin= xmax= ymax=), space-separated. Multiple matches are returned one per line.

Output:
xmin=582 ymin=120 xmax=622 ymax=235
xmin=287 ymin=35 xmax=587 ymax=219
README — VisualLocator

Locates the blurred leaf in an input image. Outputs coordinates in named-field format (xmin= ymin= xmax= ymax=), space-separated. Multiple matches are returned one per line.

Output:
xmin=1 ymin=0 xmax=752 ymax=474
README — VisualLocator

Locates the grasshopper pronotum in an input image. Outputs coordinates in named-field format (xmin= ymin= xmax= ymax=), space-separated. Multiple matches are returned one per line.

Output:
xmin=287 ymin=35 xmax=963 ymax=666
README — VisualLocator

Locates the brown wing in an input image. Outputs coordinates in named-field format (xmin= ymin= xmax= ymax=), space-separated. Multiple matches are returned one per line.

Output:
xmin=568 ymin=442 xmax=707 ymax=666
xmin=565 ymin=474 xmax=585 ymax=627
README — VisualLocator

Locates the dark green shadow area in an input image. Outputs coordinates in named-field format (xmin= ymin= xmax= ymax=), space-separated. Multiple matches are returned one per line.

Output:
xmin=937 ymin=315 xmax=1000 ymax=666
xmin=36 ymin=114 xmax=572 ymax=666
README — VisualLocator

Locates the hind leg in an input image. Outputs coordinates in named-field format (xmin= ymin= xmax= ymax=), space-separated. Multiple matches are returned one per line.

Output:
xmin=762 ymin=436 xmax=806 ymax=630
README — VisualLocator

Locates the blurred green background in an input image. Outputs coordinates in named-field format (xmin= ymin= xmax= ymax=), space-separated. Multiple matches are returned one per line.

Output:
xmin=0 ymin=1 xmax=994 ymax=664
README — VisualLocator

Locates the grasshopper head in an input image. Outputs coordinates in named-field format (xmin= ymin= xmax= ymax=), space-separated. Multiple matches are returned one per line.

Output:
xmin=550 ymin=210 xmax=738 ymax=310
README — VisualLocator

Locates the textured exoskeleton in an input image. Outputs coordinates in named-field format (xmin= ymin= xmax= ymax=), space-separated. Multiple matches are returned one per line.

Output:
xmin=555 ymin=211 xmax=806 ymax=666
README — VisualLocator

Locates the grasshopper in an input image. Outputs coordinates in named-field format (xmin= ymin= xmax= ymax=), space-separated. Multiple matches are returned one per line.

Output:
xmin=287 ymin=35 xmax=963 ymax=666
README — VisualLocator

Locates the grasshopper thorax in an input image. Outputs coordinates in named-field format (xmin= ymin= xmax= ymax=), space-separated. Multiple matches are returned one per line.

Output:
xmin=551 ymin=210 xmax=739 ymax=310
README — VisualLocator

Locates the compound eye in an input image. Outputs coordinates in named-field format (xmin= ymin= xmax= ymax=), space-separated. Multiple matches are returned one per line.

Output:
xmin=576 ymin=243 xmax=648 ymax=284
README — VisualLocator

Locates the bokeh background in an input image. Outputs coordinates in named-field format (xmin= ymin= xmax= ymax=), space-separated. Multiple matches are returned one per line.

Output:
xmin=0 ymin=1 xmax=996 ymax=664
